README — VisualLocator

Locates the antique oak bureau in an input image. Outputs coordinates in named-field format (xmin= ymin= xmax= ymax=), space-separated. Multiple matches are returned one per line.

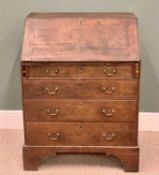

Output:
xmin=21 ymin=13 xmax=140 ymax=172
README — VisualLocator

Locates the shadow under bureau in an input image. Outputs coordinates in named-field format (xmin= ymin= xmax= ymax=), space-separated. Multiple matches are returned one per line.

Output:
xmin=21 ymin=13 xmax=141 ymax=172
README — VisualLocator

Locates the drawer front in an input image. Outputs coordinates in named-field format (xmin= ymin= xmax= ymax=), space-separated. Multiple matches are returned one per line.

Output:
xmin=24 ymin=100 xmax=137 ymax=122
xmin=24 ymin=63 xmax=135 ymax=79
xmin=25 ymin=122 xmax=137 ymax=146
xmin=23 ymin=79 xmax=138 ymax=99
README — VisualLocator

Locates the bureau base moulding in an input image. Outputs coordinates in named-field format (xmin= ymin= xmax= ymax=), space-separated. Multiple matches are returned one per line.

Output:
xmin=23 ymin=145 xmax=139 ymax=172
xmin=0 ymin=110 xmax=158 ymax=131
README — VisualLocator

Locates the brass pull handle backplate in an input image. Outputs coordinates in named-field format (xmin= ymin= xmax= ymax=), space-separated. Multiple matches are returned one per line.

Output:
xmin=46 ymin=108 xmax=59 ymax=117
xmin=102 ymin=132 xmax=116 ymax=141
xmin=102 ymin=109 xmax=115 ymax=117
xmin=45 ymin=87 xmax=58 ymax=95
xmin=103 ymin=68 xmax=117 ymax=76
xmin=48 ymin=132 xmax=60 ymax=141
xmin=102 ymin=86 xmax=116 ymax=94
xmin=46 ymin=69 xmax=59 ymax=76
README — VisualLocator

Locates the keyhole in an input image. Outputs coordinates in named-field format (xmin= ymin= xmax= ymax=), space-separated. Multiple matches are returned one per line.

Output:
xmin=79 ymin=103 xmax=82 ymax=108
xmin=79 ymin=66 xmax=84 ymax=72
xmin=79 ymin=20 xmax=82 ymax=24
xmin=79 ymin=124 xmax=83 ymax=129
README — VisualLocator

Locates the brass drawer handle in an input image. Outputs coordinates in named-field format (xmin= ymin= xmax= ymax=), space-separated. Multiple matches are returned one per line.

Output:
xmin=46 ymin=69 xmax=59 ymax=76
xmin=102 ymin=132 xmax=116 ymax=141
xmin=46 ymin=108 xmax=59 ymax=117
xmin=48 ymin=132 xmax=60 ymax=141
xmin=102 ymin=86 xmax=116 ymax=94
xmin=103 ymin=68 xmax=117 ymax=76
xmin=102 ymin=109 xmax=115 ymax=117
xmin=45 ymin=87 xmax=58 ymax=95
xmin=79 ymin=66 xmax=84 ymax=73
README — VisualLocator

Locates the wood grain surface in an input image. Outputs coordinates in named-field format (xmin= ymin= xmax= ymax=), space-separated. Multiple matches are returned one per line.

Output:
xmin=21 ymin=13 xmax=139 ymax=62
xmin=25 ymin=122 xmax=137 ymax=146
xmin=24 ymin=99 xmax=137 ymax=122
xmin=23 ymin=62 xmax=135 ymax=79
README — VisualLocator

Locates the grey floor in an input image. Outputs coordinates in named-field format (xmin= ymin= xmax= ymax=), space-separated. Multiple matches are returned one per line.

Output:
xmin=0 ymin=129 xmax=159 ymax=175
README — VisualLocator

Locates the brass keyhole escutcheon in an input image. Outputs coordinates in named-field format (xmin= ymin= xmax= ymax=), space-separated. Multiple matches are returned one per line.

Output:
xmin=79 ymin=123 xmax=83 ymax=129
xmin=79 ymin=103 xmax=83 ymax=108
xmin=79 ymin=20 xmax=82 ymax=24
xmin=79 ymin=66 xmax=84 ymax=73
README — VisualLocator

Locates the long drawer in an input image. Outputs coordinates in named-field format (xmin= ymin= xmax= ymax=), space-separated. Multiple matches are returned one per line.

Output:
xmin=25 ymin=122 xmax=137 ymax=146
xmin=23 ymin=62 xmax=135 ymax=79
xmin=24 ymin=100 xmax=137 ymax=122
xmin=23 ymin=79 xmax=138 ymax=99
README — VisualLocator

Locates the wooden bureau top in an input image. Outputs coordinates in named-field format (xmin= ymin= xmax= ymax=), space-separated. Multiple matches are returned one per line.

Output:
xmin=21 ymin=13 xmax=140 ymax=62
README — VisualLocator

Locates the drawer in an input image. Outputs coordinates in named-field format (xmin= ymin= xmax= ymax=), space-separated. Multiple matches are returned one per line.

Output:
xmin=23 ymin=79 xmax=138 ymax=99
xmin=24 ymin=100 xmax=137 ymax=122
xmin=25 ymin=122 xmax=137 ymax=146
xmin=23 ymin=62 xmax=135 ymax=79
